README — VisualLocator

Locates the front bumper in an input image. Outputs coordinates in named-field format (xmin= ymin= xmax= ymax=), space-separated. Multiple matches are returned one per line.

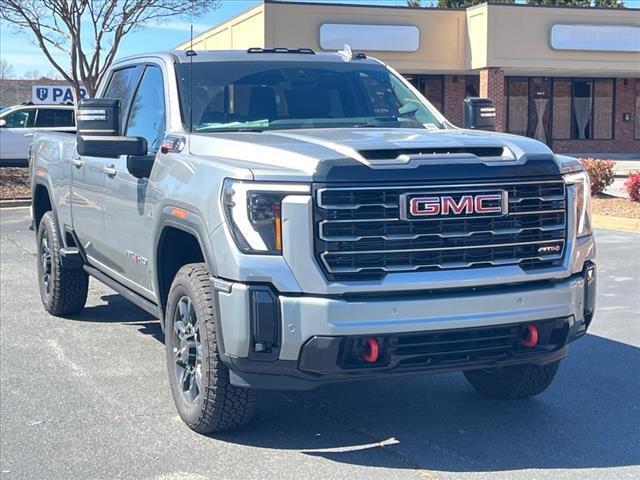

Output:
xmin=214 ymin=262 xmax=596 ymax=390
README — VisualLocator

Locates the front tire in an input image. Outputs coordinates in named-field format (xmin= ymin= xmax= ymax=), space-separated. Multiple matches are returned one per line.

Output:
xmin=36 ymin=211 xmax=88 ymax=316
xmin=165 ymin=263 xmax=256 ymax=433
xmin=463 ymin=361 xmax=560 ymax=399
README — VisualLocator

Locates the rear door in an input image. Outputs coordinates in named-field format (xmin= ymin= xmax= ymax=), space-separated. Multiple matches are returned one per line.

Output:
xmin=100 ymin=64 xmax=166 ymax=298
xmin=0 ymin=108 xmax=36 ymax=165
xmin=71 ymin=65 xmax=141 ymax=264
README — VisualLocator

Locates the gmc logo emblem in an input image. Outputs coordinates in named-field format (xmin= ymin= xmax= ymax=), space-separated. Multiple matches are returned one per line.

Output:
xmin=400 ymin=192 xmax=507 ymax=220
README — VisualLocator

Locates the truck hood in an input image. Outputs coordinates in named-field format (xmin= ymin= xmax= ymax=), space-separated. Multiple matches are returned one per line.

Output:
xmin=189 ymin=127 xmax=572 ymax=182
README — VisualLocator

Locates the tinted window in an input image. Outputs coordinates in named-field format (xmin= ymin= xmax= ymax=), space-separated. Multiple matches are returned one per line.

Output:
xmin=126 ymin=65 xmax=166 ymax=151
xmin=176 ymin=61 xmax=442 ymax=132
xmin=103 ymin=66 xmax=140 ymax=125
xmin=3 ymin=109 xmax=35 ymax=128
xmin=35 ymin=108 xmax=75 ymax=127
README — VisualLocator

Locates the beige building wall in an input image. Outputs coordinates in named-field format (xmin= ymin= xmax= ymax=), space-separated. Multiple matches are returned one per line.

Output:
xmin=483 ymin=4 xmax=640 ymax=77
xmin=177 ymin=1 xmax=639 ymax=77
xmin=263 ymin=2 xmax=467 ymax=74
xmin=176 ymin=4 xmax=265 ymax=51
xmin=465 ymin=3 xmax=488 ymax=71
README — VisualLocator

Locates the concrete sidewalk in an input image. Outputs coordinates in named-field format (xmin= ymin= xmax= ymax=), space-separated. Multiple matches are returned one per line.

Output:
xmin=612 ymin=160 xmax=640 ymax=177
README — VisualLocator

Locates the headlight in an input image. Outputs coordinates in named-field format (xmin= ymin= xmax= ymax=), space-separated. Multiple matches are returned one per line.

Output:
xmin=222 ymin=179 xmax=310 ymax=254
xmin=564 ymin=171 xmax=592 ymax=238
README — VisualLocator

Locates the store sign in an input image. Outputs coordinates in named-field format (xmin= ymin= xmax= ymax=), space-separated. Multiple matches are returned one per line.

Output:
xmin=32 ymin=85 xmax=87 ymax=104
xmin=550 ymin=25 xmax=640 ymax=53
xmin=320 ymin=24 xmax=420 ymax=52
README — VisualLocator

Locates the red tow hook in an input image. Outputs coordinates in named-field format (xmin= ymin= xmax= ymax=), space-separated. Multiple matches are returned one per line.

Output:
xmin=361 ymin=338 xmax=380 ymax=363
xmin=521 ymin=324 xmax=539 ymax=348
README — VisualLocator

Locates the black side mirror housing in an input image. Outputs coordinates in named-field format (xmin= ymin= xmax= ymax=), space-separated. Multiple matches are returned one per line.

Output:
xmin=463 ymin=97 xmax=496 ymax=131
xmin=77 ymin=98 xmax=120 ymax=136
xmin=126 ymin=154 xmax=156 ymax=179
xmin=77 ymin=135 xmax=147 ymax=158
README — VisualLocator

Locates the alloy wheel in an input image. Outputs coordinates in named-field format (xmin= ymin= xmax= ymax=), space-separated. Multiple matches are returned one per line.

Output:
xmin=172 ymin=296 xmax=203 ymax=404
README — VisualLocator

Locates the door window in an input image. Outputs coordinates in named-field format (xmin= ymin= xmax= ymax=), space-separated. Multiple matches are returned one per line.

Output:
xmin=35 ymin=108 xmax=75 ymax=127
xmin=102 ymin=66 xmax=140 ymax=126
xmin=125 ymin=65 xmax=166 ymax=152
xmin=3 ymin=109 xmax=35 ymax=128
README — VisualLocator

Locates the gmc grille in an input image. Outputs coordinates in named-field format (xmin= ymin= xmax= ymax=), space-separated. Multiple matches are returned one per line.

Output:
xmin=314 ymin=179 xmax=567 ymax=281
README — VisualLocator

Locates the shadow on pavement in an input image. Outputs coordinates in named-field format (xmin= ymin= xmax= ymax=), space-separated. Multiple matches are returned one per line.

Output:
xmin=215 ymin=333 xmax=640 ymax=473
xmin=68 ymin=293 xmax=164 ymax=342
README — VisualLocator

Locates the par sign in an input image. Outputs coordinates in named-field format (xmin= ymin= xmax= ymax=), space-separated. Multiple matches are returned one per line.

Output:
xmin=32 ymin=85 xmax=87 ymax=104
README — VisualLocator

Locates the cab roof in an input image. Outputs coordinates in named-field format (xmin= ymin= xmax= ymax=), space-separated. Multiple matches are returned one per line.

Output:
xmin=113 ymin=48 xmax=380 ymax=67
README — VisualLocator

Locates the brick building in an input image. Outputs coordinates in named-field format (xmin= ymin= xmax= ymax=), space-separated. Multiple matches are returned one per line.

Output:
xmin=177 ymin=0 xmax=640 ymax=155
xmin=0 ymin=79 xmax=68 ymax=107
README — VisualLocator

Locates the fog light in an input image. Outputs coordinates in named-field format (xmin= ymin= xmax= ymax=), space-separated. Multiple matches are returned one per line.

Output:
xmin=249 ymin=286 xmax=280 ymax=360
xmin=584 ymin=263 xmax=596 ymax=328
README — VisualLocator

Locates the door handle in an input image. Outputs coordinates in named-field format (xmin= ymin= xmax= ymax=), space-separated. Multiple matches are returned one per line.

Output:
xmin=72 ymin=157 xmax=83 ymax=168
xmin=103 ymin=164 xmax=117 ymax=176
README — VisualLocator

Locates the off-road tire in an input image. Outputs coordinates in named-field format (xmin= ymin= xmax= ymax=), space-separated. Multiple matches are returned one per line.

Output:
xmin=463 ymin=361 xmax=560 ymax=399
xmin=165 ymin=263 xmax=256 ymax=433
xmin=37 ymin=211 xmax=88 ymax=316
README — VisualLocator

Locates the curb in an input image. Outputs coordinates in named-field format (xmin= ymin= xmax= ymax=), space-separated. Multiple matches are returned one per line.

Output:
xmin=592 ymin=214 xmax=640 ymax=233
xmin=0 ymin=199 xmax=31 ymax=208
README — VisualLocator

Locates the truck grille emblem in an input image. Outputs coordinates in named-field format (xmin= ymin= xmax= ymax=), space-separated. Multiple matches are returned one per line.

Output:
xmin=400 ymin=191 xmax=507 ymax=220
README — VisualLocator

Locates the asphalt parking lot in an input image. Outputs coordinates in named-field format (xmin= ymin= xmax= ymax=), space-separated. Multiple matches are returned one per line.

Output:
xmin=1 ymin=206 xmax=639 ymax=480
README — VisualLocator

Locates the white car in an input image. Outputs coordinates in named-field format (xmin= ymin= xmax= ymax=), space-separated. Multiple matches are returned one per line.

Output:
xmin=0 ymin=104 xmax=75 ymax=166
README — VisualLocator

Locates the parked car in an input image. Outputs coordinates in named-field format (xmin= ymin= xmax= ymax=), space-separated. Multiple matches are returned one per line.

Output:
xmin=0 ymin=104 xmax=75 ymax=167
xmin=30 ymin=48 xmax=596 ymax=433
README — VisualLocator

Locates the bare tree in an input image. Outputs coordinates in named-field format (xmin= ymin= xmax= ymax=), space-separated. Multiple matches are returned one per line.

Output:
xmin=22 ymin=69 xmax=43 ymax=80
xmin=0 ymin=60 xmax=15 ymax=79
xmin=0 ymin=0 xmax=219 ymax=102
xmin=45 ymin=69 xmax=64 ymax=80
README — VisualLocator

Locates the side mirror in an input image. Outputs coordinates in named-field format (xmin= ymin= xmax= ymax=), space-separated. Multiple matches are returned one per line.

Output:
xmin=0 ymin=119 xmax=6 ymax=127
xmin=77 ymin=98 xmax=120 ymax=136
xmin=77 ymin=135 xmax=147 ymax=158
xmin=463 ymin=97 xmax=496 ymax=131
xmin=126 ymin=153 xmax=156 ymax=179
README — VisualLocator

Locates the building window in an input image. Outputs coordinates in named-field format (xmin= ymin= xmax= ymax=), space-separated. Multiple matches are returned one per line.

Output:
xmin=571 ymin=78 xmax=614 ymax=140
xmin=507 ymin=77 xmax=528 ymax=137
xmin=572 ymin=79 xmax=592 ymax=139
xmin=635 ymin=80 xmax=640 ymax=140
xmin=404 ymin=74 xmax=444 ymax=113
xmin=593 ymin=79 xmax=614 ymax=140
xmin=465 ymin=76 xmax=479 ymax=97
xmin=552 ymin=79 xmax=572 ymax=140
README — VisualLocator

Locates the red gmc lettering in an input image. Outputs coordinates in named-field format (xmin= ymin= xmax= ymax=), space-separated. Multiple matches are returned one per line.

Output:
xmin=410 ymin=197 xmax=440 ymax=216
xmin=442 ymin=195 xmax=473 ymax=215
xmin=408 ymin=193 xmax=504 ymax=217
xmin=475 ymin=194 xmax=503 ymax=214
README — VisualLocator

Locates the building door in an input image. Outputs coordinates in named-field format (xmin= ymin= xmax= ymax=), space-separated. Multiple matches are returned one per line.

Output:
xmin=527 ymin=78 xmax=552 ymax=146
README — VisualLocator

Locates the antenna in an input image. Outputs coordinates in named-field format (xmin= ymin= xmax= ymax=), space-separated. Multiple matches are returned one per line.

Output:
xmin=186 ymin=23 xmax=196 ymax=133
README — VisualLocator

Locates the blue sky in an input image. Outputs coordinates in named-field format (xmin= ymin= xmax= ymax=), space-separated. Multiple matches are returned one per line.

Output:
xmin=1 ymin=0 xmax=639 ymax=78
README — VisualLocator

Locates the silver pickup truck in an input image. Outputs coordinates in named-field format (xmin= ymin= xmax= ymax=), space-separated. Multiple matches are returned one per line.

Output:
xmin=30 ymin=48 xmax=596 ymax=432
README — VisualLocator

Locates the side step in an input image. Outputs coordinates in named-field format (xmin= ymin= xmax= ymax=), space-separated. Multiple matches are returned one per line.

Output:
xmin=83 ymin=265 xmax=162 ymax=319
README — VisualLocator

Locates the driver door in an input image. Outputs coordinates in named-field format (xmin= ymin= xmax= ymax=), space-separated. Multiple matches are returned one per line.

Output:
xmin=100 ymin=64 xmax=166 ymax=299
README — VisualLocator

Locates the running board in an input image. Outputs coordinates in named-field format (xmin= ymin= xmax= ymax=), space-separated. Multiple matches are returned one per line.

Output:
xmin=83 ymin=265 xmax=162 ymax=319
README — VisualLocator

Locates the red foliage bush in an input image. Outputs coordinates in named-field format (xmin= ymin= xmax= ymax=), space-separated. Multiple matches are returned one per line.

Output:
xmin=624 ymin=171 xmax=640 ymax=202
xmin=579 ymin=158 xmax=616 ymax=195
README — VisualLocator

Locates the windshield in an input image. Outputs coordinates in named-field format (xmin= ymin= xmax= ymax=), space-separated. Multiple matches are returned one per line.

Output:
xmin=176 ymin=61 xmax=444 ymax=132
